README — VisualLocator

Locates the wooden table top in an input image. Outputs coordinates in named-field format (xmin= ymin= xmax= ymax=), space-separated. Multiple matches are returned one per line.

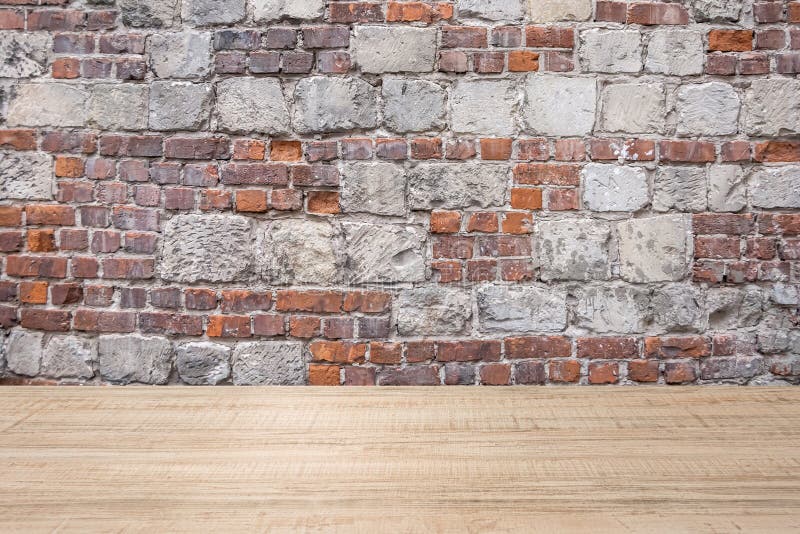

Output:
xmin=1 ymin=386 xmax=798 ymax=533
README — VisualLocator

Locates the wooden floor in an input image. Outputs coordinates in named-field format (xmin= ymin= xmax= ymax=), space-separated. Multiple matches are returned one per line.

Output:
xmin=1 ymin=387 xmax=799 ymax=533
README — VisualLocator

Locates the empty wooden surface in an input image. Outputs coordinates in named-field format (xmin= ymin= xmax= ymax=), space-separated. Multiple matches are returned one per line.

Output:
xmin=1 ymin=387 xmax=799 ymax=533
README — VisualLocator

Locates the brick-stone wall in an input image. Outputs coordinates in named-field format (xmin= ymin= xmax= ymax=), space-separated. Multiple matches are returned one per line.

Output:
xmin=1 ymin=0 xmax=799 ymax=386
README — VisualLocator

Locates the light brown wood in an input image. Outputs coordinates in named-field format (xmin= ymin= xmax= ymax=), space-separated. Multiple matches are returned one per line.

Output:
xmin=0 ymin=387 xmax=799 ymax=533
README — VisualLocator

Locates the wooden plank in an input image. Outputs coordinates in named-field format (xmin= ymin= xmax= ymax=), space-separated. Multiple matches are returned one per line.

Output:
xmin=0 ymin=387 xmax=798 ymax=533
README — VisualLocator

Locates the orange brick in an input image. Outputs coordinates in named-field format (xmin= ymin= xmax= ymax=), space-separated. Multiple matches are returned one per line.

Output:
xmin=233 ymin=139 xmax=266 ymax=160
xmin=308 ymin=364 xmax=341 ymax=385
xmin=508 ymin=50 xmax=539 ymax=71
xmin=270 ymin=140 xmax=302 ymax=161
xmin=235 ymin=190 xmax=268 ymax=212
xmin=27 ymin=229 xmax=56 ymax=252
xmin=20 ymin=281 xmax=48 ymax=304
xmin=52 ymin=57 xmax=80 ymax=79
xmin=0 ymin=207 xmax=22 ymax=226
xmin=54 ymin=156 xmax=84 ymax=178
xmin=466 ymin=212 xmax=499 ymax=233
xmin=708 ymin=29 xmax=753 ymax=52
xmin=309 ymin=341 xmax=367 ymax=363
xmin=510 ymin=188 xmax=543 ymax=210
xmin=307 ymin=191 xmax=340 ymax=214
xmin=501 ymin=212 xmax=533 ymax=234
xmin=480 ymin=138 xmax=513 ymax=160
xmin=430 ymin=210 xmax=461 ymax=233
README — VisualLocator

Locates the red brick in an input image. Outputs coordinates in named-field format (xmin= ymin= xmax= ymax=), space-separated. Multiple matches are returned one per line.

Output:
xmin=738 ymin=52 xmax=769 ymax=75
xmin=200 ymin=189 xmax=232 ymax=211
xmin=220 ymin=290 xmax=272 ymax=313
xmin=706 ymin=53 xmax=737 ymax=75
xmin=74 ymin=309 xmax=135 ymax=333
xmin=777 ymin=52 xmax=800 ymax=74
xmin=433 ymin=236 xmax=474 ymax=259
xmin=694 ymin=236 xmax=740 ymax=259
xmin=0 ymin=9 xmax=24 ymax=29
xmin=588 ymin=361 xmax=619 ymax=384
xmin=50 ymin=282 xmax=82 ymax=305
xmin=659 ymin=140 xmax=715 ymax=163
xmin=721 ymin=141 xmax=751 ymax=162
xmin=0 ymin=206 xmax=22 ymax=226
xmin=233 ymin=139 xmax=266 ymax=161
xmin=207 ymin=315 xmax=251 ymax=338
xmin=25 ymin=205 xmax=75 ymax=226
xmin=328 ymin=2 xmax=383 ymax=23
xmin=547 ymin=189 xmax=579 ymax=211
xmin=276 ymin=290 xmax=343 ymax=313
xmin=164 ymin=187 xmax=194 ymax=210
xmin=500 ymin=258 xmax=534 ymax=281
xmin=437 ymin=340 xmax=501 ymax=362
xmin=139 ymin=312 xmax=203 ymax=336
xmin=406 ymin=341 xmax=435 ymax=363
xmin=341 ymin=138 xmax=372 ymax=160
xmin=430 ymin=210 xmax=461 ymax=233
xmin=760 ymin=214 xmax=800 ymax=235
xmin=21 ymin=309 xmax=71 ymax=332
xmin=664 ymin=361 xmax=697 ymax=384
xmin=506 ymin=336 xmax=571 ymax=359
xmin=252 ymin=314 xmax=284 ymax=336
xmin=549 ymin=360 xmax=581 ymax=383
xmin=554 ymin=139 xmax=586 ymax=161
xmin=466 ymin=212 xmax=499 ymax=233
xmin=375 ymin=138 xmax=407 ymax=160
xmin=6 ymin=255 xmax=67 ymax=278
xmin=28 ymin=229 xmax=56 ymax=252
xmin=411 ymin=137 xmax=442 ymax=159
xmin=501 ymin=212 xmax=533 ymax=235
xmin=102 ymin=258 xmax=154 ymax=279
xmin=473 ymin=51 xmax=504 ymax=73
xmin=221 ymin=163 xmax=288 ymax=186
xmin=480 ymin=363 xmax=511 ymax=385
xmin=514 ymin=163 xmax=580 ymax=185
xmin=342 ymin=291 xmax=391 ymax=313
xmin=52 ymin=57 xmax=80 ymax=78
xmin=377 ymin=366 xmax=440 ymax=386
xmin=577 ymin=337 xmax=638 ymax=359
xmin=71 ymin=256 xmax=98 ymax=278
xmin=310 ymin=341 xmax=367 ymax=363
xmin=627 ymin=2 xmax=689 ymax=24
xmin=432 ymin=260 xmax=462 ymax=283
xmin=525 ymin=26 xmax=573 ymax=48
xmin=645 ymin=336 xmax=711 ymax=359
xmin=756 ymin=29 xmax=785 ymax=50
xmin=441 ymin=25 xmax=486 ymax=48
xmin=596 ymin=1 xmax=627 ymax=22
xmin=344 ymin=366 xmax=376 ymax=386
xmin=20 ymin=281 xmax=47 ymax=304
xmin=28 ymin=9 xmax=85 ymax=30
xmin=693 ymin=213 xmax=754 ymax=235
xmin=289 ymin=316 xmax=321 ymax=338
xmin=480 ymin=138 xmax=513 ymax=160
xmin=491 ymin=26 xmax=522 ymax=47
xmin=370 ymin=342 xmax=402 ymax=364
xmin=165 ymin=136 xmax=229 ymax=160
xmin=324 ymin=317 xmax=354 ymax=339
xmin=754 ymin=141 xmax=800 ymax=162
xmin=235 ymin=190 xmax=268 ymax=213
xmin=386 ymin=1 xmax=452 ymax=22
xmin=466 ymin=259 xmax=497 ymax=281
xmin=291 ymin=165 xmax=340 ymax=187
xmin=477 ymin=235 xmax=531 ymax=257
xmin=306 ymin=191 xmax=340 ymax=214
xmin=754 ymin=1 xmax=783 ymax=23
xmin=438 ymin=50 xmax=468 ymax=72
xmin=628 ymin=360 xmax=659 ymax=382
xmin=185 ymin=288 xmax=217 ymax=310
xmin=515 ymin=360 xmax=546 ymax=384
xmin=0 ymin=230 xmax=22 ymax=252
xmin=0 ymin=129 xmax=36 ymax=150
xmin=445 ymin=139 xmax=476 ymax=160
xmin=589 ymin=138 xmax=656 ymax=162
xmin=90 ymin=230 xmax=120 ymax=253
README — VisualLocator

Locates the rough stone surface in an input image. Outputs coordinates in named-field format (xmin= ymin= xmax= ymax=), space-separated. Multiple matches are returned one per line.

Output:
xmin=293 ymin=76 xmax=378 ymax=133
xmin=653 ymin=166 xmax=707 ymax=212
xmin=161 ymin=215 xmax=253 ymax=283
xmin=341 ymin=163 xmax=406 ymax=216
xmin=344 ymin=223 xmax=425 ymax=284
xmin=750 ymin=166 xmax=800 ymax=209
xmin=529 ymin=0 xmax=592 ymax=21
xmin=7 ymin=83 xmax=86 ymax=127
xmin=261 ymin=219 xmax=339 ymax=285
xmin=537 ymin=220 xmax=611 ymax=281
xmin=708 ymin=287 xmax=764 ymax=330
xmin=583 ymin=164 xmax=648 ymax=212
xmin=98 ymin=335 xmax=172 ymax=385
xmin=451 ymin=79 xmax=517 ymax=136
xmin=397 ymin=287 xmax=472 ymax=336
xmin=382 ymin=79 xmax=446 ymax=133
xmin=522 ymin=75 xmax=596 ymax=136
xmin=216 ymin=77 xmax=289 ymax=134
xmin=651 ymin=284 xmax=706 ymax=333
xmin=88 ymin=84 xmax=148 ymax=131
xmin=182 ymin=0 xmax=246 ymax=25
xmin=688 ymin=0 xmax=742 ymax=22
xmin=458 ymin=0 xmax=524 ymax=20
xmin=600 ymin=83 xmax=665 ymax=134
xmin=41 ymin=336 xmax=96 ymax=379
xmin=176 ymin=342 xmax=231 ymax=385
xmin=676 ymin=83 xmax=740 ymax=136
xmin=253 ymin=0 xmax=324 ymax=21
xmin=149 ymin=81 xmax=213 ymax=131
xmin=408 ymin=163 xmax=507 ymax=210
xmin=645 ymin=30 xmax=704 ymax=76
xmin=708 ymin=165 xmax=747 ymax=212
xmin=232 ymin=341 xmax=304 ymax=385
xmin=477 ymin=285 xmax=567 ymax=333
xmin=6 ymin=330 xmax=44 ymax=377
xmin=580 ymin=30 xmax=642 ymax=73
xmin=354 ymin=26 xmax=437 ymax=74
xmin=0 ymin=152 xmax=53 ymax=200
xmin=121 ymin=0 xmax=179 ymax=27
xmin=742 ymin=79 xmax=800 ymax=136
xmin=573 ymin=285 xmax=650 ymax=334
xmin=617 ymin=215 xmax=692 ymax=283
xmin=0 ymin=34 xmax=50 ymax=78
xmin=148 ymin=32 xmax=212 ymax=79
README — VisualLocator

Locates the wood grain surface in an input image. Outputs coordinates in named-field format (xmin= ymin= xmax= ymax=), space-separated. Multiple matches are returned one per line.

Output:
xmin=0 ymin=387 xmax=798 ymax=533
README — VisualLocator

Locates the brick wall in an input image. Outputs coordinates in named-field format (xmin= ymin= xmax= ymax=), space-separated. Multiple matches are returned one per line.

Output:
xmin=1 ymin=0 xmax=799 ymax=386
